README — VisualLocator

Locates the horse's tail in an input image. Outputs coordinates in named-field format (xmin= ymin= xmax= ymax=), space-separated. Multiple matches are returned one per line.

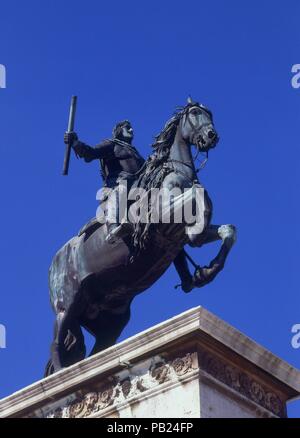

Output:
xmin=44 ymin=359 xmax=55 ymax=377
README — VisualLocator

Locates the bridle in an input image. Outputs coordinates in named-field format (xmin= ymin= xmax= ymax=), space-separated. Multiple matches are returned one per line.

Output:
xmin=164 ymin=106 xmax=212 ymax=183
xmin=185 ymin=106 xmax=214 ymax=148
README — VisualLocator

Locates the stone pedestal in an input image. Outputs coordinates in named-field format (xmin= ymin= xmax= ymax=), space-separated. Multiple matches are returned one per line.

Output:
xmin=0 ymin=307 xmax=299 ymax=418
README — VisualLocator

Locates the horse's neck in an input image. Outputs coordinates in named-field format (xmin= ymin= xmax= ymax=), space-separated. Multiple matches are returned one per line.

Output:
xmin=168 ymin=132 xmax=197 ymax=183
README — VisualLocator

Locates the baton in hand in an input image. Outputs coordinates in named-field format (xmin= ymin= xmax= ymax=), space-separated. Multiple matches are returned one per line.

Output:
xmin=62 ymin=95 xmax=77 ymax=176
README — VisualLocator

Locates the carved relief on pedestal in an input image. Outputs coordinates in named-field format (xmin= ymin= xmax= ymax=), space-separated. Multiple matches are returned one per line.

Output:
xmin=42 ymin=351 xmax=198 ymax=418
xmin=26 ymin=348 xmax=286 ymax=419
xmin=172 ymin=353 xmax=194 ymax=376
xmin=121 ymin=379 xmax=132 ymax=398
xmin=66 ymin=386 xmax=114 ymax=418
xmin=151 ymin=363 xmax=170 ymax=384
xmin=199 ymin=351 xmax=285 ymax=417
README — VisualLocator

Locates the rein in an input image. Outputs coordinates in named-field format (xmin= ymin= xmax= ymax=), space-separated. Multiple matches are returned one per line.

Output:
xmin=167 ymin=152 xmax=208 ymax=175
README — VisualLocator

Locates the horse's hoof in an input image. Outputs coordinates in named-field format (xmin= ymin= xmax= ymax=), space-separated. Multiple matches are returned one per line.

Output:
xmin=181 ymin=277 xmax=194 ymax=293
xmin=218 ymin=224 xmax=237 ymax=242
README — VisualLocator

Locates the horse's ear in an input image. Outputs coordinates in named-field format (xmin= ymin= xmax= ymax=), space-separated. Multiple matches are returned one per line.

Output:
xmin=187 ymin=96 xmax=193 ymax=104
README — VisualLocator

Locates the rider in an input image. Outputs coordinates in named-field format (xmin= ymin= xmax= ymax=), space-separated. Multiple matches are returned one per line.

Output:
xmin=64 ymin=120 xmax=145 ymax=243
xmin=64 ymin=121 xmax=195 ymax=292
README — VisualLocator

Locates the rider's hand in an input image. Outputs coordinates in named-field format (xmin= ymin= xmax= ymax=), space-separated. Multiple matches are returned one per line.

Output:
xmin=64 ymin=131 xmax=78 ymax=145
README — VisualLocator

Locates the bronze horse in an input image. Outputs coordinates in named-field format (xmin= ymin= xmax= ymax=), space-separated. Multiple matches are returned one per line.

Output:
xmin=45 ymin=101 xmax=236 ymax=375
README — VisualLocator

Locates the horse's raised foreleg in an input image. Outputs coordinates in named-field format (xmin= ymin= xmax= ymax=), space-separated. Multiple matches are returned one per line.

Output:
xmin=186 ymin=224 xmax=237 ymax=291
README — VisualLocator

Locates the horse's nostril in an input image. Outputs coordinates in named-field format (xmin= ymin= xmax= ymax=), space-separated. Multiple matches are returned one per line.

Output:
xmin=208 ymin=130 xmax=216 ymax=139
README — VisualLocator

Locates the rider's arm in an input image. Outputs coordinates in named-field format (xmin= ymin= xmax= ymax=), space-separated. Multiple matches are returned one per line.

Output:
xmin=73 ymin=139 xmax=114 ymax=163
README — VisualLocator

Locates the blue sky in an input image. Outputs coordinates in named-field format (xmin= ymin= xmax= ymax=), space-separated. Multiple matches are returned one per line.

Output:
xmin=0 ymin=0 xmax=299 ymax=417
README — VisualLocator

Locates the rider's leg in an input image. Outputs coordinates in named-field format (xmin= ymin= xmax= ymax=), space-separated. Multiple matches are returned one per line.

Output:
xmin=105 ymin=186 xmax=121 ymax=243
xmin=106 ymin=181 xmax=132 ymax=243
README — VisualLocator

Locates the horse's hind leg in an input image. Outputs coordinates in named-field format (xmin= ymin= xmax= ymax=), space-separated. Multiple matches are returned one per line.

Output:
xmin=49 ymin=303 xmax=86 ymax=373
xmin=63 ymin=321 xmax=86 ymax=367
xmin=49 ymin=311 xmax=70 ymax=372
xmin=84 ymin=307 xmax=131 ymax=357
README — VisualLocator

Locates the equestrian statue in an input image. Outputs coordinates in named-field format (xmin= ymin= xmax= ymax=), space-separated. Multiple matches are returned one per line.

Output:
xmin=45 ymin=97 xmax=236 ymax=376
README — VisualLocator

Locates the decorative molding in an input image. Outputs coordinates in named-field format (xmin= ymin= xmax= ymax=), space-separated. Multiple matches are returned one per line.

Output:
xmin=40 ymin=352 xmax=197 ymax=418
xmin=25 ymin=349 xmax=286 ymax=418
xmin=199 ymin=351 xmax=286 ymax=417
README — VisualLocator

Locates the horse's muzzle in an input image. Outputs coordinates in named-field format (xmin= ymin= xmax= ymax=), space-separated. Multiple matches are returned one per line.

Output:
xmin=195 ymin=126 xmax=219 ymax=151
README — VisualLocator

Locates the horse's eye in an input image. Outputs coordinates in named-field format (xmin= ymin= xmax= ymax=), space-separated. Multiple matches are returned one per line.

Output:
xmin=191 ymin=109 xmax=199 ymax=116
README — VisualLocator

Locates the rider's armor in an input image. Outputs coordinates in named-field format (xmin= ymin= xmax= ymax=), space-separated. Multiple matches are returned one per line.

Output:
xmin=73 ymin=137 xmax=145 ymax=243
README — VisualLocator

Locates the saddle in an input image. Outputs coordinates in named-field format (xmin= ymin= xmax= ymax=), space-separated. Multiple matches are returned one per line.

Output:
xmin=78 ymin=187 xmax=110 ymax=237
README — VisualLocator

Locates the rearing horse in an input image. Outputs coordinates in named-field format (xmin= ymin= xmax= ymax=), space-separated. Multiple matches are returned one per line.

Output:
xmin=45 ymin=100 xmax=236 ymax=375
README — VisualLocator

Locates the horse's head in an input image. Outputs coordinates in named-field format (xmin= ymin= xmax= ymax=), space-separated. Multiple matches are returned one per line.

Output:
xmin=180 ymin=99 xmax=219 ymax=152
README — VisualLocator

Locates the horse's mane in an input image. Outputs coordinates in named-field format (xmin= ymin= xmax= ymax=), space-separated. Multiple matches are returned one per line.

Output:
xmin=150 ymin=103 xmax=194 ymax=163
xmin=148 ymin=100 xmax=210 ymax=165
xmin=150 ymin=112 xmax=181 ymax=162
xmin=131 ymin=102 xmax=201 ymax=256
